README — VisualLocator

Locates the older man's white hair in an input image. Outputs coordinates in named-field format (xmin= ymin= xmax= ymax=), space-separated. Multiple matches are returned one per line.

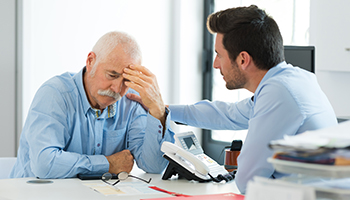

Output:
xmin=90 ymin=31 xmax=142 ymax=76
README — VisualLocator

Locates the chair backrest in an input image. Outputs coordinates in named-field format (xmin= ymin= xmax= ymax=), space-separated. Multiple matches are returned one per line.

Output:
xmin=0 ymin=157 xmax=17 ymax=179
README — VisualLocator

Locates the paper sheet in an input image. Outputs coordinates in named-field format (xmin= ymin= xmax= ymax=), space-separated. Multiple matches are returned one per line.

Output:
xmin=84 ymin=182 xmax=161 ymax=196
xmin=270 ymin=120 xmax=350 ymax=149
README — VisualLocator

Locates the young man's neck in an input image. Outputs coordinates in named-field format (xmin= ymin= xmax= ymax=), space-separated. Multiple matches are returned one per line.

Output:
xmin=245 ymin=69 xmax=268 ymax=93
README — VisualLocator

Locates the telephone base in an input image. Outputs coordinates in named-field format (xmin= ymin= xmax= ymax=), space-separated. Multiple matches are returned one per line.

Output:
xmin=162 ymin=154 xmax=211 ymax=183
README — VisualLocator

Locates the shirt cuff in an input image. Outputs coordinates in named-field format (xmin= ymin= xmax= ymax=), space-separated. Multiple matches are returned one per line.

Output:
xmin=146 ymin=107 xmax=173 ymax=140
xmin=89 ymin=155 xmax=110 ymax=174
xmin=168 ymin=105 xmax=186 ymax=123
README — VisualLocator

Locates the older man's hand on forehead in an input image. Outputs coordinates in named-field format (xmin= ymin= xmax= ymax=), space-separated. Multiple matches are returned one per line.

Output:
xmin=123 ymin=65 xmax=166 ymax=128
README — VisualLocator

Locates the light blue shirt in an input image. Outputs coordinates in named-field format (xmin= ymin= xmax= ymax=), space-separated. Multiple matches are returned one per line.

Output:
xmin=11 ymin=68 xmax=175 ymax=178
xmin=169 ymin=62 xmax=337 ymax=193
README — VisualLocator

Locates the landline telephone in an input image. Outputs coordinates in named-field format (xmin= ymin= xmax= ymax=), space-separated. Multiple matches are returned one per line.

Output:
xmin=161 ymin=131 xmax=235 ymax=183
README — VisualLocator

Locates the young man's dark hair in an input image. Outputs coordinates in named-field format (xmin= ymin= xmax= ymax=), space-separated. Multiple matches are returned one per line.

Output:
xmin=207 ymin=5 xmax=284 ymax=70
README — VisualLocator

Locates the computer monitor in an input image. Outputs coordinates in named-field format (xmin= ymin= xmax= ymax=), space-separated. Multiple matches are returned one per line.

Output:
xmin=284 ymin=46 xmax=315 ymax=73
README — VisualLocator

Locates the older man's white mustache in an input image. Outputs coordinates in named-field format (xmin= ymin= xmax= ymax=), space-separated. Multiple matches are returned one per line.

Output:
xmin=98 ymin=90 xmax=121 ymax=101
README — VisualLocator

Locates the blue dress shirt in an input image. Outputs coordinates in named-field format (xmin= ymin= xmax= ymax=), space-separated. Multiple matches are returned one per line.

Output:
xmin=10 ymin=67 xmax=175 ymax=178
xmin=169 ymin=62 xmax=337 ymax=193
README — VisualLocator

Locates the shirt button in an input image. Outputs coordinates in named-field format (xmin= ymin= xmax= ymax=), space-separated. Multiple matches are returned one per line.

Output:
xmin=97 ymin=143 xmax=100 ymax=147
xmin=158 ymin=125 xmax=162 ymax=129
xmin=158 ymin=130 xmax=162 ymax=134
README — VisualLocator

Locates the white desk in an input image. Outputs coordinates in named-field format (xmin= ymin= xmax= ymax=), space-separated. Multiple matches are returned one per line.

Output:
xmin=0 ymin=166 xmax=240 ymax=200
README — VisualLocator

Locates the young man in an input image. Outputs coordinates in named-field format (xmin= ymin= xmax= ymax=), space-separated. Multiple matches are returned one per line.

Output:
xmin=171 ymin=5 xmax=337 ymax=193
xmin=11 ymin=31 xmax=174 ymax=178
xmin=128 ymin=5 xmax=337 ymax=193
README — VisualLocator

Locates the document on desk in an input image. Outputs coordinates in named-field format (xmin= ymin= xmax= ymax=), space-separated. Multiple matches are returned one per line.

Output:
xmin=83 ymin=182 xmax=161 ymax=196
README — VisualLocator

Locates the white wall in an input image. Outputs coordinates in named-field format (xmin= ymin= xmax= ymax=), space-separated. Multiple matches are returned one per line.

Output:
xmin=19 ymin=0 xmax=204 ymax=149
xmin=0 ymin=0 xmax=205 ymax=156
xmin=169 ymin=1 xmax=204 ymax=139
xmin=22 ymin=0 xmax=174 ymax=122
xmin=0 ymin=0 xmax=16 ymax=157
xmin=9 ymin=0 xmax=350 ymax=158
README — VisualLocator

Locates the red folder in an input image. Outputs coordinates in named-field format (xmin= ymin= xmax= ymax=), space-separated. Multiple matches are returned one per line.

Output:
xmin=141 ymin=192 xmax=245 ymax=200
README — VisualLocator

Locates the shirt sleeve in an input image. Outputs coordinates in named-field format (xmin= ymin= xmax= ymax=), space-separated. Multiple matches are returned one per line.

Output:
xmin=169 ymin=98 xmax=253 ymax=130
xmin=235 ymin=83 xmax=304 ymax=193
xmin=127 ymin=106 xmax=175 ymax=174
xmin=24 ymin=84 xmax=109 ymax=178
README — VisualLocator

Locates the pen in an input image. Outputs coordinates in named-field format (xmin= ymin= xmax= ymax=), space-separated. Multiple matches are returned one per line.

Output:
xmin=149 ymin=186 xmax=191 ymax=197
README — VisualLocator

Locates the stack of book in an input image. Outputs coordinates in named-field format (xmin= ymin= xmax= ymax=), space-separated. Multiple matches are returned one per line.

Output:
xmin=267 ymin=120 xmax=350 ymax=199
xmin=269 ymin=120 xmax=350 ymax=166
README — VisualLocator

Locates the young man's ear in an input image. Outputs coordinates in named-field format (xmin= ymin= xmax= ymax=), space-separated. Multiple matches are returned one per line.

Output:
xmin=237 ymin=51 xmax=251 ymax=71
xmin=86 ymin=52 xmax=96 ymax=72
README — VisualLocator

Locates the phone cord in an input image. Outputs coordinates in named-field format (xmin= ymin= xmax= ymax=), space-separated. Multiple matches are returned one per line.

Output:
xmin=209 ymin=170 xmax=236 ymax=183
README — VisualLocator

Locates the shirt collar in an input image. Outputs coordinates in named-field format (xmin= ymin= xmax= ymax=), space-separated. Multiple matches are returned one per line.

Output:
xmin=92 ymin=104 xmax=116 ymax=118
xmin=254 ymin=61 xmax=289 ymax=94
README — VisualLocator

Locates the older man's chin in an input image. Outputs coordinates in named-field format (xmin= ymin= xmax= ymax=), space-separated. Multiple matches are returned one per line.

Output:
xmin=106 ymin=95 xmax=121 ymax=103
xmin=113 ymin=95 xmax=122 ymax=102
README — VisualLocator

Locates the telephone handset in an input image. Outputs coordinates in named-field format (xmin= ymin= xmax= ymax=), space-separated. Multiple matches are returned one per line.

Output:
xmin=161 ymin=141 xmax=236 ymax=183
xmin=161 ymin=141 xmax=210 ymax=179
xmin=161 ymin=131 xmax=235 ymax=183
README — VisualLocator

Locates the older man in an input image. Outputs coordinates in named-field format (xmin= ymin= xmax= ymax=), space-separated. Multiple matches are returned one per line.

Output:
xmin=11 ymin=31 xmax=174 ymax=178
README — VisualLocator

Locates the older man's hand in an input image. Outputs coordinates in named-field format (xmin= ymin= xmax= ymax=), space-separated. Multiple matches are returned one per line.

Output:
xmin=106 ymin=150 xmax=134 ymax=174
xmin=123 ymin=65 xmax=166 ymax=128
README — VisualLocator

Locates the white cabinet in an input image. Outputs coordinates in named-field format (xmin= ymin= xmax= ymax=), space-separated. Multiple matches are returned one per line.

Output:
xmin=310 ymin=0 xmax=350 ymax=117
xmin=310 ymin=0 xmax=350 ymax=72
